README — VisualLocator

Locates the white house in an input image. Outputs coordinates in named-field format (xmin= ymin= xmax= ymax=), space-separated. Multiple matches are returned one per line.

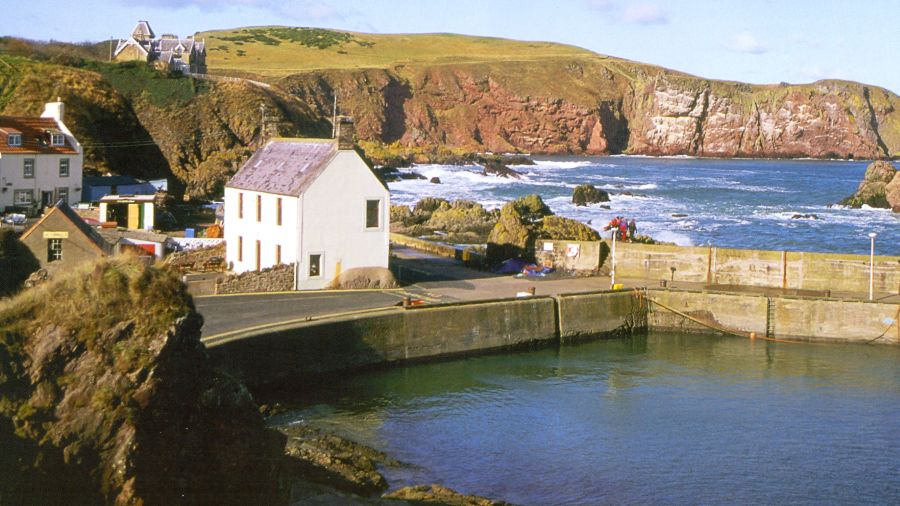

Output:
xmin=0 ymin=101 xmax=83 ymax=214
xmin=223 ymin=121 xmax=389 ymax=290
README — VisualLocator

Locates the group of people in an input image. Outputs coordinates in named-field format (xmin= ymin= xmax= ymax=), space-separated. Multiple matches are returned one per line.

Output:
xmin=603 ymin=216 xmax=637 ymax=242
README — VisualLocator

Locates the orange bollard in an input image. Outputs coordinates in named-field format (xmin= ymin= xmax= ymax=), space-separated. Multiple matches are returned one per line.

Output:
xmin=749 ymin=332 xmax=756 ymax=340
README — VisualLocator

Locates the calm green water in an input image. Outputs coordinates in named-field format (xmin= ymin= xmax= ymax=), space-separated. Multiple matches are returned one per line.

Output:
xmin=277 ymin=334 xmax=900 ymax=505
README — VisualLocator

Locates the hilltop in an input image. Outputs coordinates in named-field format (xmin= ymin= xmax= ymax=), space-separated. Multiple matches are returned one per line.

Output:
xmin=2 ymin=28 xmax=900 ymax=198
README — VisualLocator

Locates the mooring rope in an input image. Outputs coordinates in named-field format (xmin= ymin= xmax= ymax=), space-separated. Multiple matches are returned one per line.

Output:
xmin=864 ymin=306 xmax=900 ymax=345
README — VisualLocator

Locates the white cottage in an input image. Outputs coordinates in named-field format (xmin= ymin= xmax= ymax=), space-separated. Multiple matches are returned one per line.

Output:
xmin=223 ymin=123 xmax=389 ymax=290
xmin=0 ymin=101 xmax=82 ymax=214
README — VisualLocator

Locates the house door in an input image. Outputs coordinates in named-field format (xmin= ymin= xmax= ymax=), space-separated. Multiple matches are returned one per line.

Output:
xmin=41 ymin=191 xmax=54 ymax=208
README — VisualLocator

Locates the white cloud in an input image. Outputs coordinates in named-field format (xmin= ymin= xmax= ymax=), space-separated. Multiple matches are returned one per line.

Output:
xmin=727 ymin=31 xmax=767 ymax=54
xmin=622 ymin=4 xmax=668 ymax=25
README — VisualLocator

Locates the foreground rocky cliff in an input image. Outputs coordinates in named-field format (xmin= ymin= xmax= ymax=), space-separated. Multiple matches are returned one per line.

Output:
xmin=840 ymin=160 xmax=900 ymax=211
xmin=0 ymin=258 xmax=283 ymax=504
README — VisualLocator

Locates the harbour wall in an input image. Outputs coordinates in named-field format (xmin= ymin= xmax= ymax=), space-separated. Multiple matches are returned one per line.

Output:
xmin=207 ymin=288 xmax=898 ymax=387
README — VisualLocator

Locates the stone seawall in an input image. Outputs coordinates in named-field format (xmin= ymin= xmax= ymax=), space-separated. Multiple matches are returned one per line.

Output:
xmin=216 ymin=264 xmax=295 ymax=294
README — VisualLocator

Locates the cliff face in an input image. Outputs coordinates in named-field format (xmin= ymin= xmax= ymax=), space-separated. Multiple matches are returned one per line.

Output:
xmin=0 ymin=259 xmax=283 ymax=505
xmin=841 ymin=160 xmax=900 ymax=210
xmin=279 ymin=59 xmax=900 ymax=161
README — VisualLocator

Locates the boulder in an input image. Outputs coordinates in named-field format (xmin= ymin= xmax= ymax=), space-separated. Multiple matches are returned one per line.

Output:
xmin=325 ymin=267 xmax=398 ymax=289
xmin=540 ymin=215 xmax=601 ymax=241
xmin=430 ymin=176 xmax=442 ymax=184
xmin=572 ymin=184 xmax=610 ymax=206
xmin=0 ymin=258 xmax=284 ymax=505
xmin=839 ymin=160 xmax=899 ymax=209
xmin=481 ymin=158 xmax=522 ymax=179
xmin=384 ymin=484 xmax=513 ymax=505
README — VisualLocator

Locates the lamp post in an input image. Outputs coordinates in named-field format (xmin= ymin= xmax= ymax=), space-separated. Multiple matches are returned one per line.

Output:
xmin=610 ymin=232 xmax=616 ymax=290
xmin=868 ymin=232 xmax=877 ymax=301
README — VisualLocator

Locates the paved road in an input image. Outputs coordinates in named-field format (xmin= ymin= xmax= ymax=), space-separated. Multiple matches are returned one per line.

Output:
xmin=195 ymin=290 xmax=408 ymax=339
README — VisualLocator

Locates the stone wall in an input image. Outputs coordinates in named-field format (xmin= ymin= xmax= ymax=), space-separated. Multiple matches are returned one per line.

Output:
xmin=556 ymin=289 xmax=646 ymax=342
xmin=536 ymin=239 xmax=607 ymax=276
xmin=216 ymin=263 xmax=294 ymax=294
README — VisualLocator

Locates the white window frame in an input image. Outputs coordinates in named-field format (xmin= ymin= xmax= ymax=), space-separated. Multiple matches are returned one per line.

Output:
xmin=364 ymin=198 xmax=382 ymax=230
xmin=7 ymin=134 xmax=21 ymax=146
xmin=57 ymin=187 xmax=69 ymax=204
xmin=23 ymin=158 xmax=34 ymax=179
xmin=13 ymin=190 xmax=33 ymax=206
xmin=50 ymin=133 xmax=65 ymax=146
xmin=59 ymin=158 xmax=69 ymax=177
xmin=48 ymin=238 xmax=63 ymax=262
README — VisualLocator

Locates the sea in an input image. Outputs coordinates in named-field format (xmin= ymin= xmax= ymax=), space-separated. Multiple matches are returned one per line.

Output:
xmin=279 ymin=333 xmax=900 ymax=505
xmin=387 ymin=157 xmax=899 ymax=256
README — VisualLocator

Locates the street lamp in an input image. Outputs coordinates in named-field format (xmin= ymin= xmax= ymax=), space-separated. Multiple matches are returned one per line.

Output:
xmin=868 ymin=232 xmax=877 ymax=301
xmin=610 ymin=232 xmax=616 ymax=290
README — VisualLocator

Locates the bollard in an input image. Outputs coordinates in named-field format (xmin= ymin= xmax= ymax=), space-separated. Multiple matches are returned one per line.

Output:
xmin=749 ymin=332 xmax=756 ymax=340
xmin=527 ymin=286 xmax=536 ymax=296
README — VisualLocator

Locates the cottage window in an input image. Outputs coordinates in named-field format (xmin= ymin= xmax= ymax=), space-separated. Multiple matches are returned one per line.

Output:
xmin=276 ymin=197 xmax=282 ymax=226
xmin=51 ymin=133 xmax=65 ymax=146
xmin=309 ymin=254 xmax=321 ymax=277
xmin=23 ymin=158 xmax=34 ymax=179
xmin=365 ymin=199 xmax=381 ymax=229
xmin=47 ymin=239 xmax=63 ymax=262
xmin=256 ymin=195 xmax=262 ymax=222
xmin=13 ymin=190 xmax=33 ymax=206
xmin=59 ymin=159 xmax=70 ymax=177
xmin=255 ymin=240 xmax=261 ymax=271
xmin=238 ymin=193 xmax=243 ymax=219
xmin=7 ymin=134 xmax=21 ymax=146
xmin=237 ymin=236 xmax=243 ymax=262
xmin=275 ymin=244 xmax=281 ymax=265
xmin=57 ymin=187 xmax=69 ymax=204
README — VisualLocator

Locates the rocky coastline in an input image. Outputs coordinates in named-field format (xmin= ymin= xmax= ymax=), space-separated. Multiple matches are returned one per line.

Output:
xmin=839 ymin=160 xmax=900 ymax=212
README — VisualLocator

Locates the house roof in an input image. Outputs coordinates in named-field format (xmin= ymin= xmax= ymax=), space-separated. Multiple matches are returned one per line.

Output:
xmin=132 ymin=21 xmax=155 ymax=39
xmin=226 ymin=139 xmax=339 ymax=197
xmin=0 ymin=116 xmax=78 ymax=155
xmin=20 ymin=201 xmax=110 ymax=255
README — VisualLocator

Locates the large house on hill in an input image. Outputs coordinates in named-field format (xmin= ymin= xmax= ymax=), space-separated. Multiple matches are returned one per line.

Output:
xmin=223 ymin=119 xmax=390 ymax=290
xmin=114 ymin=21 xmax=206 ymax=74
xmin=0 ymin=101 xmax=82 ymax=214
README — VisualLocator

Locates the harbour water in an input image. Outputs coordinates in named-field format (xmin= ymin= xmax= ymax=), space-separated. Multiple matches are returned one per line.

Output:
xmin=279 ymin=333 xmax=900 ymax=505
xmin=388 ymin=157 xmax=900 ymax=256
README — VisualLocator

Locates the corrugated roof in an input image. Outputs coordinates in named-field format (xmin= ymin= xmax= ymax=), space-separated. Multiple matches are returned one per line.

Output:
xmin=0 ymin=116 xmax=78 ymax=155
xmin=226 ymin=139 xmax=338 ymax=196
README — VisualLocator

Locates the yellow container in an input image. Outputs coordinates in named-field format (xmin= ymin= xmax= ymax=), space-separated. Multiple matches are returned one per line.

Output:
xmin=612 ymin=283 xmax=623 ymax=290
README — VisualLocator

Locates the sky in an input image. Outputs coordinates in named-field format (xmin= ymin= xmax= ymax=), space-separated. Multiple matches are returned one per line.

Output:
xmin=3 ymin=0 xmax=898 ymax=94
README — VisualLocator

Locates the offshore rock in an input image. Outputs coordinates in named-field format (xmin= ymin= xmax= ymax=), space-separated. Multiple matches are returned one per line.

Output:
xmin=0 ymin=258 xmax=284 ymax=505
xmin=572 ymin=184 xmax=610 ymax=206
xmin=383 ymin=484 xmax=514 ymax=505
xmin=839 ymin=160 xmax=899 ymax=209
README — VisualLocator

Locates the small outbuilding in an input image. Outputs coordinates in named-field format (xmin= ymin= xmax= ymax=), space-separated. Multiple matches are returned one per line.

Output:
xmin=19 ymin=201 xmax=111 ymax=273
xmin=98 ymin=194 xmax=156 ymax=230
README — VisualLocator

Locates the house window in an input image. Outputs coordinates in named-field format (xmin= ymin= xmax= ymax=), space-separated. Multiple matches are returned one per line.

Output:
xmin=238 ymin=193 xmax=243 ymax=219
xmin=59 ymin=159 xmax=69 ymax=177
xmin=275 ymin=244 xmax=281 ymax=265
xmin=237 ymin=236 xmax=243 ymax=262
xmin=47 ymin=239 xmax=63 ymax=262
xmin=23 ymin=158 xmax=34 ymax=178
xmin=255 ymin=240 xmax=261 ymax=271
xmin=57 ymin=187 xmax=69 ymax=204
xmin=7 ymin=134 xmax=21 ymax=146
xmin=51 ymin=133 xmax=65 ymax=146
xmin=256 ymin=195 xmax=261 ymax=222
xmin=309 ymin=254 xmax=321 ymax=277
xmin=365 ymin=199 xmax=381 ymax=229
xmin=276 ymin=197 xmax=282 ymax=226
xmin=13 ymin=190 xmax=33 ymax=206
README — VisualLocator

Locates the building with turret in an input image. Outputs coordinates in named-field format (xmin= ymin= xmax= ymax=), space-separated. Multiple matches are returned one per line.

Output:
xmin=113 ymin=21 xmax=206 ymax=74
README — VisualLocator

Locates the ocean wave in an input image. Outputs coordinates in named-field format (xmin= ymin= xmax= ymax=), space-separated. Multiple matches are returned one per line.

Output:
xmin=531 ymin=160 xmax=596 ymax=169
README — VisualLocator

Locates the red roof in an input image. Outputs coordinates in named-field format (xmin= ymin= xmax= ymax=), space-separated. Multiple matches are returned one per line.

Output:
xmin=0 ymin=116 xmax=78 ymax=155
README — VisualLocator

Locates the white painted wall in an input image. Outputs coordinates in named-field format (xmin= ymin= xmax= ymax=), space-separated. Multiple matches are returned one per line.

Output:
xmin=0 ymin=152 xmax=82 ymax=212
xmin=224 ymin=187 xmax=299 ymax=273
xmin=223 ymin=149 xmax=389 ymax=290
xmin=296 ymin=150 xmax=389 ymax=290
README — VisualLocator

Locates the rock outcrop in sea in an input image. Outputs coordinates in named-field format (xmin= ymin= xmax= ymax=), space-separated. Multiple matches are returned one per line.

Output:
xmin=572 ymin=184 xmax=611 ymax=206
xmin=840 ymin=160 xmax=900 ymax=211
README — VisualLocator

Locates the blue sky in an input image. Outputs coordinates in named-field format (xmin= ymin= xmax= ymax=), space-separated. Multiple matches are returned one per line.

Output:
xmin=4 ymin=0 xmax=899 ymax=94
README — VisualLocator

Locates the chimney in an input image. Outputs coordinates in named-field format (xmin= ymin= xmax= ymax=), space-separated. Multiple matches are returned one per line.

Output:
xmin=41 ymin=99 xmax=65 ymax=123
xmin=336 ymin=116 xmax=355 ymax=150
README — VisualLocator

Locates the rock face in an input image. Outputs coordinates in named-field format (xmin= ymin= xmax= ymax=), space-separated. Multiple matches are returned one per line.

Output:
xmin=840 ymin=160 xmax=900 ymax=210
xmin=384 ymin=484 xmax=513 ymax=505
xmin=0 ymin=258 xmax=283 ymax=505
xmin=572 ymin=184 xmax=610 ymax=206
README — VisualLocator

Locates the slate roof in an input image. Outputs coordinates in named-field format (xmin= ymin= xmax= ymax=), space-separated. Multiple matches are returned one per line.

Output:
xmin=0 ymin=116 xmax=78 ymax=155
xmin=20 ymin=201 xmax=111 ymax=254
xmin=132 ymin=21 xmax=155 ymax=40
xmin=226 ymin=139 xmax=338 ymax=197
